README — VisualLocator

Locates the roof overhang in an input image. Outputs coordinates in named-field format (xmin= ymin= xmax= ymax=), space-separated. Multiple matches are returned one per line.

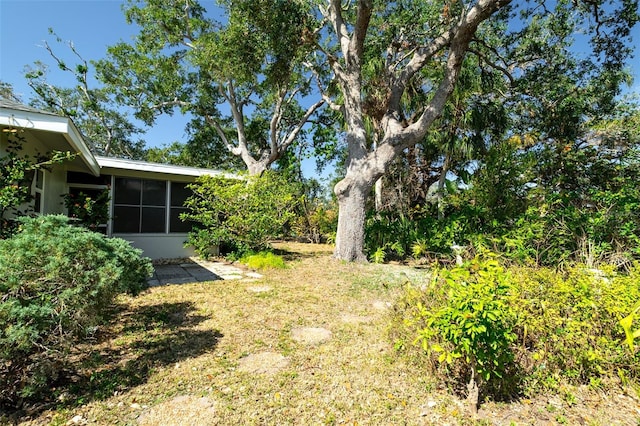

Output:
xmin=96 ymin=156 xmax=239 ymax=181
xmin=0 ymin=105 xmax=100 ymax=176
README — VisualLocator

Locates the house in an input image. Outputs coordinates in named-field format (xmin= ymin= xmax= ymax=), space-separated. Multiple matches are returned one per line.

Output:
xmin=1 ymin=98 xmax=231 ymax=259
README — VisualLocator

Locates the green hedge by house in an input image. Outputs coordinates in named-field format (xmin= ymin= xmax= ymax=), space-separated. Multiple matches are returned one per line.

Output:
xmin=0 ymin=215 xmax=153 ymax=408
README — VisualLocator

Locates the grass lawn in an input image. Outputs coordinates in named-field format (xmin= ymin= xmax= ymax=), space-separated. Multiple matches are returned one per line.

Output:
xmin=13 ymin=243 xmax=640 ymax=425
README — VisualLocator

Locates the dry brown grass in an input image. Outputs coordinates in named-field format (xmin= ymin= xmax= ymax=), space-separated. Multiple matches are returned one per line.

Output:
xmin=11 ymin=243 xmax=640 ymax=426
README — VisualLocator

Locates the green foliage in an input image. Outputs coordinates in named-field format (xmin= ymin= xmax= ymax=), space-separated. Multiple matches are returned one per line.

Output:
xmin=240 ymin=251 xmax=286 ymax=270
xmin=0 ymin=215 xmax=153 ymax=407
xmin=393 ymin=257 xmax=640 ymax=398
xmin=510 ymin=264 xmax=640 ymax=388
xmin=485 ymin=138 xmax=640 ymax=267
xmin=620 ymin=302 xmax=640 ymax=352
xmin=183 ymin=171 xmax=301 ymax=257
xmin=399 ymin=255 xmax=518 ymax=399
xmin=293 ymin=202 xmax=338 ymax=244
xmin=411 ymin=239 xmax=428 ymax=259
xmin=370 ymin=246 xmax=386 ymax=264
xmin=0 ymin=131 xmax=75 ymax=238
xmin=368 ymin=107 xmax=640 ymax=268
xmin=95 ymin=0 xmax=329 ymax=174
xmin=61 ymin=188 xmax=110 ymax=231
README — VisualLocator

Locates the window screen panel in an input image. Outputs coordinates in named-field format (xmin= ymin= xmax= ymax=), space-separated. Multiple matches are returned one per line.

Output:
xmin=142 ymin=180 xmax=167 ymax=206
xmin=171 ymin=182 xmax=192 ymax=207
xmin=114 ymin=178 xmax=141 ymax=205
xmin=169 ymin=208 xmax=191 ymax=233
xmin=113 ymin=206 xmax=141 ymax=233
xmin=141 ymin=206 xmax=166 ymax=233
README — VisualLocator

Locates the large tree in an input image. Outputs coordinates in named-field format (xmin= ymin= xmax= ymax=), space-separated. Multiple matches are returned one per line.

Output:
xmin=306 ymin=0 xmax=638 ymax=261
xmin=25 ymin=31 xmax=145 ymax=158
xmin=96 ymin=0 xmax=326 ymax=176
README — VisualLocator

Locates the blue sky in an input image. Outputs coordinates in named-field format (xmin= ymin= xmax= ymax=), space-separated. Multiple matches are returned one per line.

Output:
xmin=1 ymin=1 xmax=639 ymax=165
xmin=0 ymin=0 xmax=193 ymax=151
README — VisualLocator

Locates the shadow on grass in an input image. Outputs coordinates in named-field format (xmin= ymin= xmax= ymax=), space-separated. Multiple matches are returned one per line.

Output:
xmin=10 ymin=301 xmax=222 ymax=421
xmin=271 ymin=244 xmax=332 ymax=261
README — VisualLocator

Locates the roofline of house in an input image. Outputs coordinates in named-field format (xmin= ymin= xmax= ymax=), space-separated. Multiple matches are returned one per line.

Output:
xmin=95 ymin=155 xmax=239 ymax=179
xmin=0 ymin=104 xmax=101 ymax=176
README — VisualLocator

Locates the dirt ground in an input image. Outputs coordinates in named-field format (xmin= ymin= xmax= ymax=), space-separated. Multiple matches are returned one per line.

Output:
xmin=7 ymin=242 xmax=640 ymax=425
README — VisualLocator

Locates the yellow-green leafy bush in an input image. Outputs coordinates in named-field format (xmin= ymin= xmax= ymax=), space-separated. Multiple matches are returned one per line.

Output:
xmin=240 ymin=251 xmax=286 ymax=270
xmin=510 ymin=264 xmax=640 ymax=389
xmin=394 ymin=255 xmax=519 ymax=401
xmin=392 ymin=256 xmax=640 ymax=399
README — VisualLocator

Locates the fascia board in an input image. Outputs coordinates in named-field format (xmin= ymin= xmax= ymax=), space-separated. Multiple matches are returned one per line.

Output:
xmin=96 ymin=156 xmax=239 ymax=179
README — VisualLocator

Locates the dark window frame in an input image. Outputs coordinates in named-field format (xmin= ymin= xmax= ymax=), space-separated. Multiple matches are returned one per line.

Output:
xmin=112 ymin=177 xmax=193 ymax=234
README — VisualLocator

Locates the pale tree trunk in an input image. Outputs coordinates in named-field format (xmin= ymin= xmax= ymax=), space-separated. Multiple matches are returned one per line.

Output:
xmin=334 ymin=176 xmax=371 ymax=262
xmin=333 ymin=141 xmax=398 ymax=261
xmin=374 ymin=177 xmax=383 ymax=212
xmin=324 ymin=0 xmax=509 ymax=261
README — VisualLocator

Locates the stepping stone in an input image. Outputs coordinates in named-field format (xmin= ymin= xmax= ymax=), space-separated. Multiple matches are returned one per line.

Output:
xmin=246 ymin=272 xmax=263 ymax=279
xmin=154 ymin=265 xmax=191 ymax=279
xmin=372 ymin=300 xmax=392 ymax=311
xmin=247 ymin=285 xmax=272 ymax=293
xmin=137 ymin=395 xmax=217 ymax=425
xmin=291 ymin=327 xmax=332 ymax=345
xmin=237 ymin=352 xmax=289 ymax=374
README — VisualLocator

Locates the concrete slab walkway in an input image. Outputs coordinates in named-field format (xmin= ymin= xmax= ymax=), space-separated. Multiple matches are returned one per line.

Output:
xmin=148 ymin=258 xmax=261 ymax=286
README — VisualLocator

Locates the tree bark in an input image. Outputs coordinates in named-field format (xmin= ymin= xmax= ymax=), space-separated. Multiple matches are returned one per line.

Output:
xmin=333 ymin=175 xmax=372 ymax=262
xmin=374 ymin=177 xmax=383 ymax=212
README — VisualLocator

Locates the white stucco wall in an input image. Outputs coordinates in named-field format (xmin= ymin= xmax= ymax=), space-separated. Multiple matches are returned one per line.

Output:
xmin=112 ymin=233 xmax=197 ymax=260
xmin=42 ymin=166 xmax=67 ymax=215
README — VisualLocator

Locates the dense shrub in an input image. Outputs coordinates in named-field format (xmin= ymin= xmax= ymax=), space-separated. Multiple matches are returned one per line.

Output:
xmin=0 ymin=215 xmax=153 ymax=408
xmin=395 ymin=255 xmax=519 ymax=405
xmin=367 ymin=138 xmax=640 ymax=268
xmin=510 ymin=264 xmax=640 ymax=389
xmin=183 ymin=171 xmax=301 ymax=257
xmin=293 ymin=203 xmax=338 ymax=244
xmin=61 ymin=188 xmax=111 ymax=231
xmin=392 ymin=255 xmax=640 ymax=402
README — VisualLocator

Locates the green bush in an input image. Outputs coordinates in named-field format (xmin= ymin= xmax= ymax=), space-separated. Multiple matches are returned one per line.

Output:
xmin=0 ymin=215 xmax=153 ymax=407
xmin=396 ymin=255 xmax=518 ymax=403
xmin=392 ymin=256 xmax=640 ymax=401
xmin=510 ymin=264 xmax=640 ymax=389
xmin=293 ymin=203 xmax=338 ymax=244
xmin=183 ymin=171 xmax=301 ymax=257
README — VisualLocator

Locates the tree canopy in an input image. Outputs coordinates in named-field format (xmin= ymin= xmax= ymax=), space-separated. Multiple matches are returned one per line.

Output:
xmin=299 ymin=0 xmax=638 ymax=261
xmin=96 ymin=0 xmax=327 ymax=175
xmin=25 ymin=31 xmax=146 ymax=158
